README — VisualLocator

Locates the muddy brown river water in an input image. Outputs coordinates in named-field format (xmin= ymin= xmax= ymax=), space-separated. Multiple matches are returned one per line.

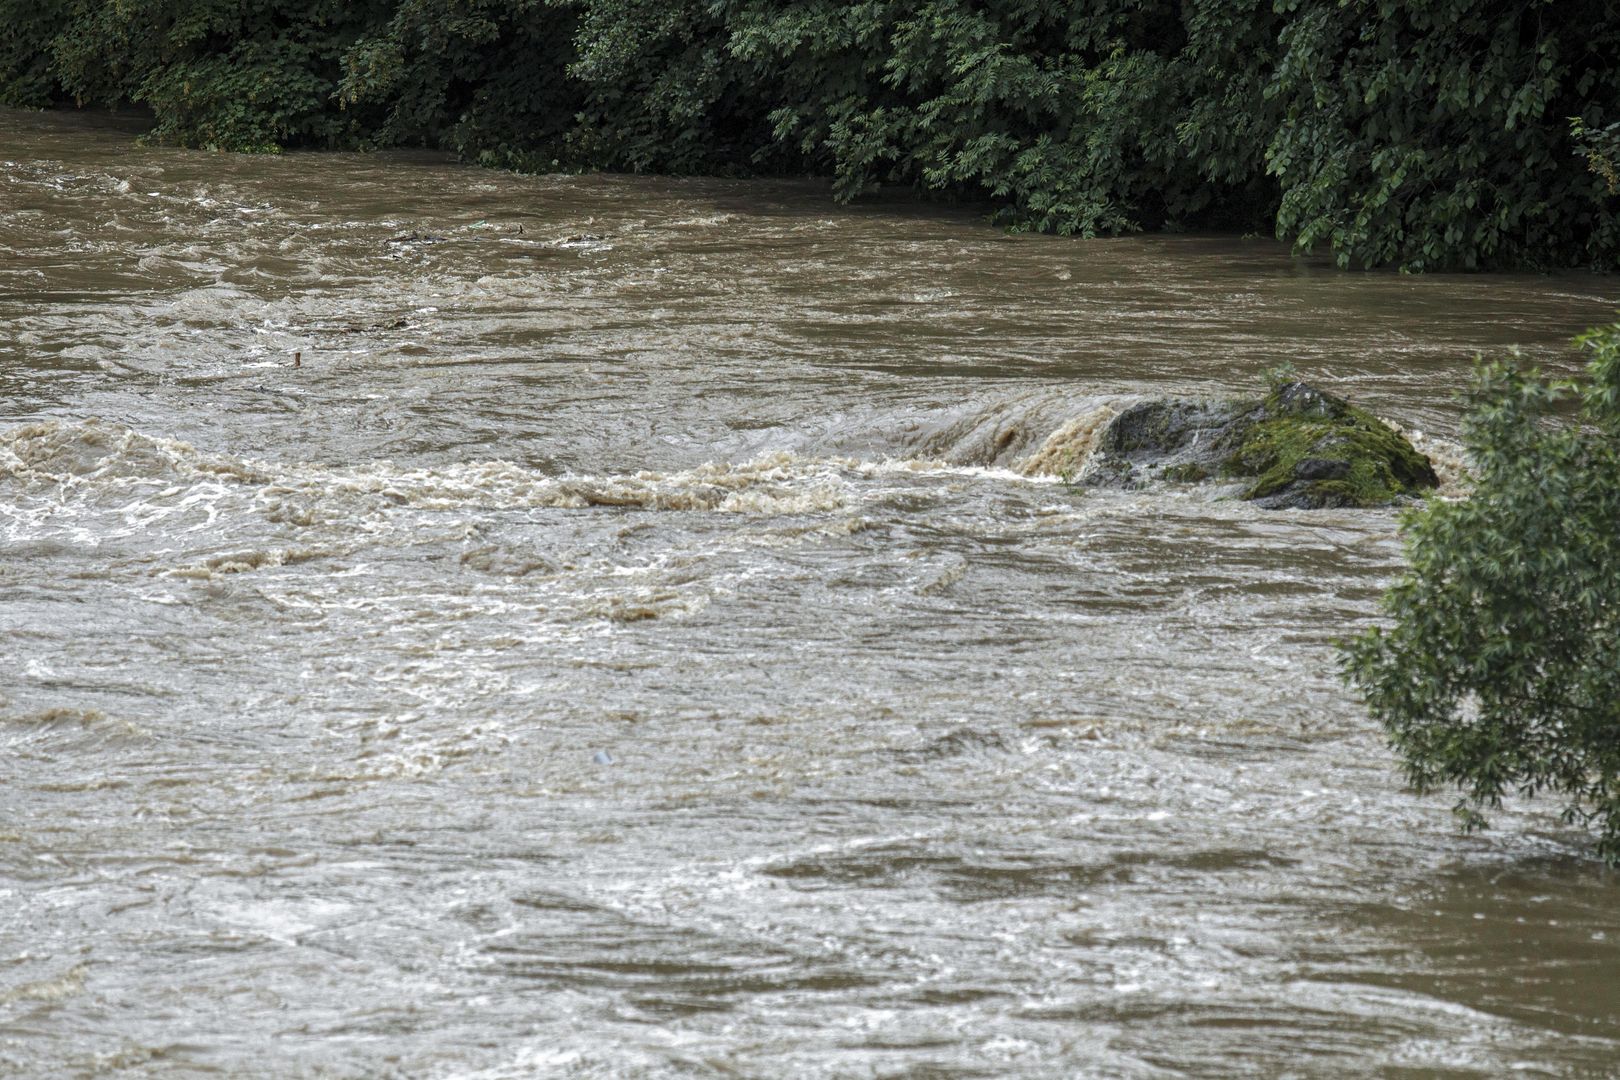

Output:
xmin=4 ymin=108 xmax=1620 ymax=1078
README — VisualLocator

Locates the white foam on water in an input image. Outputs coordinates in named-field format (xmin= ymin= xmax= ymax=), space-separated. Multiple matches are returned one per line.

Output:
xmin=1386 ymin=421 xmax=1472 ymax=498
xmin=2 ymin=418 xmax=1095 ymax=559
xmin=1017 ymin=403 xmax=1121 ymax=478
xmin=0 ymin=963 xmax=88 ymax=1006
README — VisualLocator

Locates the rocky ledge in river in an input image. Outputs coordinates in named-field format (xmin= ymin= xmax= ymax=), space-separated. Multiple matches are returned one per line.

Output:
xmin=1084 ymin=382 xmax=1439 ymax=509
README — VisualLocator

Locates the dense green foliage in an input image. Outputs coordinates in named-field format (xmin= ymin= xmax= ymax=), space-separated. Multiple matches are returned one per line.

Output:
xmin=1343 ymin=323 xmax=1620 ymax=862
xmin=1573 ymin=117 xmax=1620 ymax=196
xmin=4 ymin=0 xmax=1616 ymax=269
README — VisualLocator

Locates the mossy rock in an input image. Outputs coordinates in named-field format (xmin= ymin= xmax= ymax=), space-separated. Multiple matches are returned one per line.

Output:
xmin=1234 ymin=383 xmax=1438 ymax=508
xmin=1084 ymin=382 xmax=1438 ymax=510
xmin=1160 ymin=462 xmax=1211 ymax=483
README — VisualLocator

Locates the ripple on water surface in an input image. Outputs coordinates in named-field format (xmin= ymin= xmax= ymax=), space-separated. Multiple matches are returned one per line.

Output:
xmin=3 ymin=107 xmax=1620 ymax=1078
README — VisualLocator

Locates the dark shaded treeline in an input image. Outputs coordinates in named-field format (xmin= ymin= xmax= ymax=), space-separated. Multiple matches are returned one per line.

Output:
xmin=4 ymin=0 xmax=1617 ymax=270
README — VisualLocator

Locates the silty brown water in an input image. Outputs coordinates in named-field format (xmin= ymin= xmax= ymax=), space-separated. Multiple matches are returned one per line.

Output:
xmin=3 ymin=108 xmax=1620 ymax=1077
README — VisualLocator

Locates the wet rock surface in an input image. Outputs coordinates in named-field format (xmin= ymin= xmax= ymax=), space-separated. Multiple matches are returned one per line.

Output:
xmin=1085 ymin=382 xmax=1439 ymax=509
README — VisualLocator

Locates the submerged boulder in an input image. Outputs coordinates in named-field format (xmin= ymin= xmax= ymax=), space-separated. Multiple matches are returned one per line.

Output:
xmin=1084 ymin=382 xmax=1438 ymax=509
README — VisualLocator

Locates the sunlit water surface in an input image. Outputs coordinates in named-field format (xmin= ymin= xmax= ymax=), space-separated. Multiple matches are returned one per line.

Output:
xmin=4 ymin=109 xmax=1620 ymax=1077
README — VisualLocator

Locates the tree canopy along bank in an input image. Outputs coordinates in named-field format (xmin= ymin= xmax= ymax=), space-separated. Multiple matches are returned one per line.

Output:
xmin=1344 ymin=322 xmax=1620 ymax=864
xmin=5 ymin=0 xmax=1617 ymax=271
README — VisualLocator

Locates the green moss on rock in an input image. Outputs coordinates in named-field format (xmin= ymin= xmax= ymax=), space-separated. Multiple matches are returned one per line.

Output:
xmin=1083 ymin=381 xmax=1439 ymax=510
xmin=1230 ymin=383 xmax=1439 ymax=509
xmin=1161 ymin=462 xmax=1211 ymax=483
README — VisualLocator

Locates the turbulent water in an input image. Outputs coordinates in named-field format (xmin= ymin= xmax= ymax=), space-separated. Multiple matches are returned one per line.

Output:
xmin=4 ymin=108 xmax=1620 ymax=1078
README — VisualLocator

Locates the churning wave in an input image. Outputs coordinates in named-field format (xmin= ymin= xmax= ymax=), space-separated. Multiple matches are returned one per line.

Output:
xmin=0 ymin=395 xmax=1466 ymax=542
xmin=0 ymin=402 xmax=1103 ymax=524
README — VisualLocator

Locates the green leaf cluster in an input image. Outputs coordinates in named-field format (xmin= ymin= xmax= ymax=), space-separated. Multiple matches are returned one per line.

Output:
xmin=1573 ymin=116 xmax=1620 ymax=196
xmin=1343 ymin=322 xmax=1620 ymax=862
xmin=0 ymin=0 xmax=69 ymax=108
xmin=1266 ymin=0 xmax=1619 ymax=269
xmin=3 ymin=0 xmax=1616 ymax=269
xmin=337 ymin=0 xmax=577 ymax=163
xmin=36 ymin=0 xmax=391 ymax=150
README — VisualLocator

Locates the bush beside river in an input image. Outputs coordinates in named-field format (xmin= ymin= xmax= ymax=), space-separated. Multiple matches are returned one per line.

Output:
xmin=3 ymin=0 xmax=1617 ymax=271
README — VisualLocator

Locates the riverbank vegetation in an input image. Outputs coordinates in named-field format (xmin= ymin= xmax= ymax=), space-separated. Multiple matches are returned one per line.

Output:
xmin=1344 ymin=322 xmax=1620 ymax=863
xmin=3 ymin=1 xmax=1616 ymax=271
